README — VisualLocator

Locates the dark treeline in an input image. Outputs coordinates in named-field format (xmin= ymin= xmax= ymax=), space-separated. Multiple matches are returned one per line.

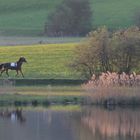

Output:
xmin=44 ymin=0 xmax=92 ymax=37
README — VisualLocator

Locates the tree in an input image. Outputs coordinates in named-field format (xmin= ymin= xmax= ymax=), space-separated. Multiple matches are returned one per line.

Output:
xmin=111 ymin=26 xmax=140 ymax=74
xmin=71 ymin=27 xmax=112 ymax=78
xmin=71 ymin=26 xmax=140 ymax=78
xmin=45 ymin=0 xmax=92 ymax=36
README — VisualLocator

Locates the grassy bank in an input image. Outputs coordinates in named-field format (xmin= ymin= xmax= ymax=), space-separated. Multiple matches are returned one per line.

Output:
xmin=0 ymin=105 xmax=81 ymax=112
xmin=0 ymin=85 xmax=85 ymax=106
xmin=0 ymin=0 xmax=140 ymax=36
xmin=1 ymin=84 xmax=140 ymax=107
xmin=15 ymin=85 xmax=84 ymax=96
xmin=2 ymin=79 xmax=86 ymax=86
xmin=0 ymin=94 xmax=84 ymax=106
xmin=0 ymin=43 xmax=82 ymax=79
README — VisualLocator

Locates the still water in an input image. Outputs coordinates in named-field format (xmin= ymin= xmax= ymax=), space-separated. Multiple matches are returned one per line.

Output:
xmin=0 ymin=106 xmax=140 ymax=140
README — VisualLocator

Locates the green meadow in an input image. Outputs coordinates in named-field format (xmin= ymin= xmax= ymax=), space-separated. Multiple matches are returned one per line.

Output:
xmin=0 ymin=0 xmax=140 ymax=36
xmin=0 ymin=43 xmax=81 ymax=79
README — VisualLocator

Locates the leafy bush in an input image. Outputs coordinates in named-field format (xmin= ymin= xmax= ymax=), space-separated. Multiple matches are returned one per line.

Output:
xmin=71 ymin=26 xmax=140 ymax=78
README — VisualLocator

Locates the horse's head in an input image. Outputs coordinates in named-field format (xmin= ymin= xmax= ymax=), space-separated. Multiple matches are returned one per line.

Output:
xmin=19 ymin=57 xmax=27 ymax=63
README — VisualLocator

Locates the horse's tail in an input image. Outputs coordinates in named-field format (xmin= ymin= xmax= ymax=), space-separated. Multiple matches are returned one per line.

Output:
xmin=0 ymin=64 xmax=4 ymax=71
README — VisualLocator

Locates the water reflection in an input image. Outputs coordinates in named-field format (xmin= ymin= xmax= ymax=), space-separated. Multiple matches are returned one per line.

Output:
xmin=0 ymin=108 xmax=26 ymax=123
xmin=0 ymin=106 xmax=140 ymax=140
xmin=81 ymin=107 xmax=140 ymax=140
xmin=0 ymin=106 xmax=79 ymax=140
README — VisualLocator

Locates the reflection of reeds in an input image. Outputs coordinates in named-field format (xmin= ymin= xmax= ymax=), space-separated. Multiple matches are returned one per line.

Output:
xmin=82 ymin=72 xmax=140 ymax=104
xmin=81 ymin=108 xmax=140 ymax=139
xmin=0 ymin=79 xmax=16 ymax=94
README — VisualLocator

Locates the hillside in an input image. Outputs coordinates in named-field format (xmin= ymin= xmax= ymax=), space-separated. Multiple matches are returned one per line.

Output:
xmin=0 ymin=43 xmax=81 ymax=79
xmin=0 ymin=0 xmax=62 ymax=36
xmin=0 ymin=0 xmax=140 ymax=36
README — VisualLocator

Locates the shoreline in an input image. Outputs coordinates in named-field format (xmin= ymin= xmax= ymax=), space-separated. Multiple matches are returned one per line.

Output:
xmin=0 ymin=79 xmax=86 ymax=86
xmin=1 ymin=93 xmax=140 ymax=108
xmin=0 ymin=94 xmax=84 ymax=106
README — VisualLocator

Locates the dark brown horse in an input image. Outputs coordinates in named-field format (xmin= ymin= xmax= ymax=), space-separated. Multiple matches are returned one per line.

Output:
xmin=0 ymin=57 xmax=27 ymax=77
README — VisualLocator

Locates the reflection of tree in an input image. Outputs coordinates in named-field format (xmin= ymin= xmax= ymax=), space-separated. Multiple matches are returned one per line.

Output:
xmin=81 ymin=107 xmax=140 ymax=140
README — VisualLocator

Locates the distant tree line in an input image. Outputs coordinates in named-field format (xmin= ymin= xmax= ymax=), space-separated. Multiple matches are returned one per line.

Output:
xmin=44 ymin=0 xmax=92 ymax=37
xmin=71 ymin=26 xmax=140 ymax=78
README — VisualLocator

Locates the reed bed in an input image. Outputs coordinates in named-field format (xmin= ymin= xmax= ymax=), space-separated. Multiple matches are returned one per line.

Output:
xmin=83 ymin=72 xmax=140 ymax=105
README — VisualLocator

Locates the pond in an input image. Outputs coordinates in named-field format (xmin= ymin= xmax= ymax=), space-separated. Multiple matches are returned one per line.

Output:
xmin=0 ymin=106 xmax=140 ymax=140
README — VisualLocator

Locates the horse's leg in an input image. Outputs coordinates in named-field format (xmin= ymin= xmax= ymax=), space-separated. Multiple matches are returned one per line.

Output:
xmin=6 ymin=69 xmax=9 ymax=77
xmin=20 ymin=69 xmax=24 ymax=77
xmin=0 ymin=69 xmax=6 ymax=76
xmin=16 ymin=70 xmax=18 ymax=76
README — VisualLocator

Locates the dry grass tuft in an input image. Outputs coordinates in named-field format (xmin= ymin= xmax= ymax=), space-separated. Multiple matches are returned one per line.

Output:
xmin=82 ymin=72 xmax=140 ymax=104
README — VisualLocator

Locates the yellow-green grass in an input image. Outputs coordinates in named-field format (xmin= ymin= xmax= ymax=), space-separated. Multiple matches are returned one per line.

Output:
xmin=48 ymin=105 xmax=81 ymax=111
xmin=0 ymin=43 xmax=80 ymax=79
xmin=15 ymin=86 xmax=85 ymax=96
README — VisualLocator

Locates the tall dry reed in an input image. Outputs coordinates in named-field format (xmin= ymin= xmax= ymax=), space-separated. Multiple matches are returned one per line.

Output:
xmin=82 ymin=72 xmax=140 ymax=104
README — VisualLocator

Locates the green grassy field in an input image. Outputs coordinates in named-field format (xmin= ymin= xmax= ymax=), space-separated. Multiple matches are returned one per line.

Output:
xmin=0 ymin=0 xmax=63 ymax=36
xmin=0 ymin=0 xmax=140 ymax=36
xmin=0 ymin=43 xmax=81 ymax=79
